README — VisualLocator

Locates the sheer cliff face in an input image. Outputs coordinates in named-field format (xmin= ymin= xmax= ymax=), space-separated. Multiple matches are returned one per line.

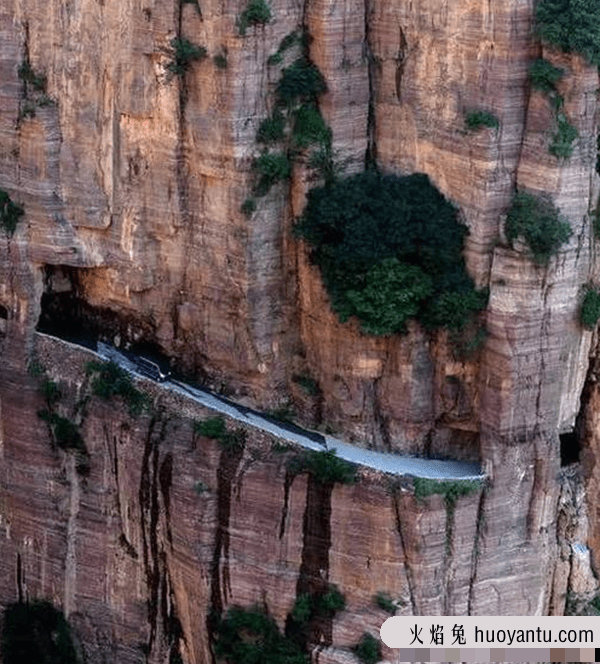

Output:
xmin=0 ymin=0 xmax=597 ymax=443
xmin=1 ymin=0 xmax=600 ymax=658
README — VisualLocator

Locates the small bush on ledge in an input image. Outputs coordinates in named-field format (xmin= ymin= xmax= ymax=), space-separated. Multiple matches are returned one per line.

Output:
xmin=213 ymin=53 xmax=228 ymax=69
xmin=464 ymin=109 xmax=499 ymax=131
xmin=374 ymin=591 xmax=397 ymax=615
xmin=287 ymin=448 xmax=356 ymax=485
xmin=413 ymin=477 xmax=481 ymax=505
xmin=252 ymin=152 xmax=291 ymax=195
xmin=352 ymin=633 xmax=381 ymax=664
xmin=17 ymin=60 xmax=47 ymax=92
xmin=194 ymin=415 xmax=227 ymax=439
xmin=580 ymin=285 xmax=600 ymax=329
xmin=193 ymin=415 xmax=246 ymax=454
xmin=164 ymin=37 xmax=207 ymax=79
xmin=85 ymin=361 xmax=149 ymax=416
xmin=256 ymin=110 xmax=286 ymax=144
xmin=504 ymin=191 xmax=572 ymax=264
xmin=240 ymin=198 xmax=256 ymax=217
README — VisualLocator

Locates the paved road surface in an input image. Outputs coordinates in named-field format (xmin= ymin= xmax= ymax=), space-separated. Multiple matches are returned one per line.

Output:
xmin=92 ymin=340 xmax=484 ymax=481
xmin=34 ymin=334 xmax=483 ymax=481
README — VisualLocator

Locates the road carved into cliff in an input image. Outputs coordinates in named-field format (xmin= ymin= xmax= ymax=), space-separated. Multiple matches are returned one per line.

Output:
xmin=38 ymin=332 xmax=485 ymax=480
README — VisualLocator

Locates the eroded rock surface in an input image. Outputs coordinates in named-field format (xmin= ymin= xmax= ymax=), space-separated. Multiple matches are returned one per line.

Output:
xmin=0 ymin=0 xmax=600 ymax=660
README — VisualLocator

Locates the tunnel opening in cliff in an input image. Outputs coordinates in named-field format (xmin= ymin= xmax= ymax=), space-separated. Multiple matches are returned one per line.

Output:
xmin=560 ymin=386 xmax=590 ymax=466
xmin=560 ymin=431 xmax=581 ymax=466
xmin=36 ymin=265 xmax=167 ymax=362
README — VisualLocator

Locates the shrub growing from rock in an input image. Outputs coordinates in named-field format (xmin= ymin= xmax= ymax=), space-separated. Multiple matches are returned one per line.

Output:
xmin=412 ymin=477 xmax=481 ymax=504
xmin=194 ymin=415 xmax=227 ymax=439
xmin=352 ymin=633 xmax=381 ymax=664
xmin=213 ymin=53 xmax=228 ymax=69
xmin=549 ymin=113 xmax=578 ymax=158
xmin=213 ymin=606 xmax=308 ymax=664
xmin=292 ymin=373 xmax=320 ymax=396
xmin=276 ymin=58 xmax=327 ymax=106
xmin=240 ymin=198 xmax=256 ymax=217
xmin=252 ymin=152 xmax=291 ymax=195
xmin=464 ymin=110 xmax=499 ymax=131
xmin=580 ymin=285 xmax=600 ymax=329
xmin=17 ymin=60 xmax=47 ymax=92
xmin=0 ymin=189 xmax=24 ymax=235
xmin=529 ymin=58 xmax=564 ymax=92
xmin=504 ymin=191 xmax=572 ymax=263
xmin=286 ymin=585 xmax=346 ymax=651
xmin=292 ymin=104 xmax=331 ymax=148
xmin=256 ymin=110 xmax=286 ymax=144
xmin=194 ymin=415 xmax=246 ymax=454
xmin=164 ymin=37 xmax=207 ymax=79
xmin=287 ymin=448 xmax=356 ymax=485
xmin=374 ymin=591 xmax=397 ymax=615
xmin=85 ymin=360 xmax=149 ymax=416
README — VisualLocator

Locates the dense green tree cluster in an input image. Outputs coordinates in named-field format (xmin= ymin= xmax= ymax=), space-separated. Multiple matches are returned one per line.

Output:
xmin=294 ymin=170 xmax=486 ymax=335
xmin=213 ymin=606 xmax=308 ymax=664
xmin=528 ymin=58 xmax=564 ymax=93
xmin=286 ymin=585 xmax=346 ymax=651
xmin=237 ymin=0 xmax=272 ymax=35
xmin=352 ymin=633 xmax=382 ymax=664
xmin=464 ymin=110 xmax=499 ymax=131
xmin=1 ymin=601 xmax=81 ymax=664
xmin=535 ymin=0 xmax=600 ymax=66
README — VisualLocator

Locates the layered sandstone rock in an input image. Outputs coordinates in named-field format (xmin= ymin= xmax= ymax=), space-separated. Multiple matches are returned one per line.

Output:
xmin=0 ymin=0 xmax=600 ymax=660
xmin=0 ymin=335 xmax=481 ymax=663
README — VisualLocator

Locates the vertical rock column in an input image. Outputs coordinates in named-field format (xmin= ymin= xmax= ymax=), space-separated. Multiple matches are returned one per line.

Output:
xmin=473 ymin=47 xmax=599 ymax=613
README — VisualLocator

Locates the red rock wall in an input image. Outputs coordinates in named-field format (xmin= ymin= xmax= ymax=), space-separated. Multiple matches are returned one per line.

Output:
xmin=0 ymin=0 xmax=600 ymax=659
xmin=0 ymin=335 xmax=485 ymax=663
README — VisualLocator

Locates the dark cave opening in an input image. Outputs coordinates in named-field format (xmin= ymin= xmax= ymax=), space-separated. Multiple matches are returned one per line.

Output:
xmin=36 ymin=265 xmax=95 ymax=348
xmin=560 ymin=430 xmax=581 ymax=466
xmin=0 ymin=304 xmax=8 ymax=335
xmin=36 ymin=265 xmax=168 ymax=365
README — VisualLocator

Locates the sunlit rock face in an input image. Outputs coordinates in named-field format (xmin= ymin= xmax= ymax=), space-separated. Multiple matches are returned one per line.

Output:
xmin=1 ymin=0 xmax=600 ymax=660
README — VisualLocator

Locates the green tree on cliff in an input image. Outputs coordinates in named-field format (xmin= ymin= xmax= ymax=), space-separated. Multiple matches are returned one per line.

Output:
xmin=535 ymin=0 xmax=600 ymax=66
xmin=1 ymin=601 xmax=81 ymax=664
xmin=294 ymin=170 xmax=486 ymax=335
